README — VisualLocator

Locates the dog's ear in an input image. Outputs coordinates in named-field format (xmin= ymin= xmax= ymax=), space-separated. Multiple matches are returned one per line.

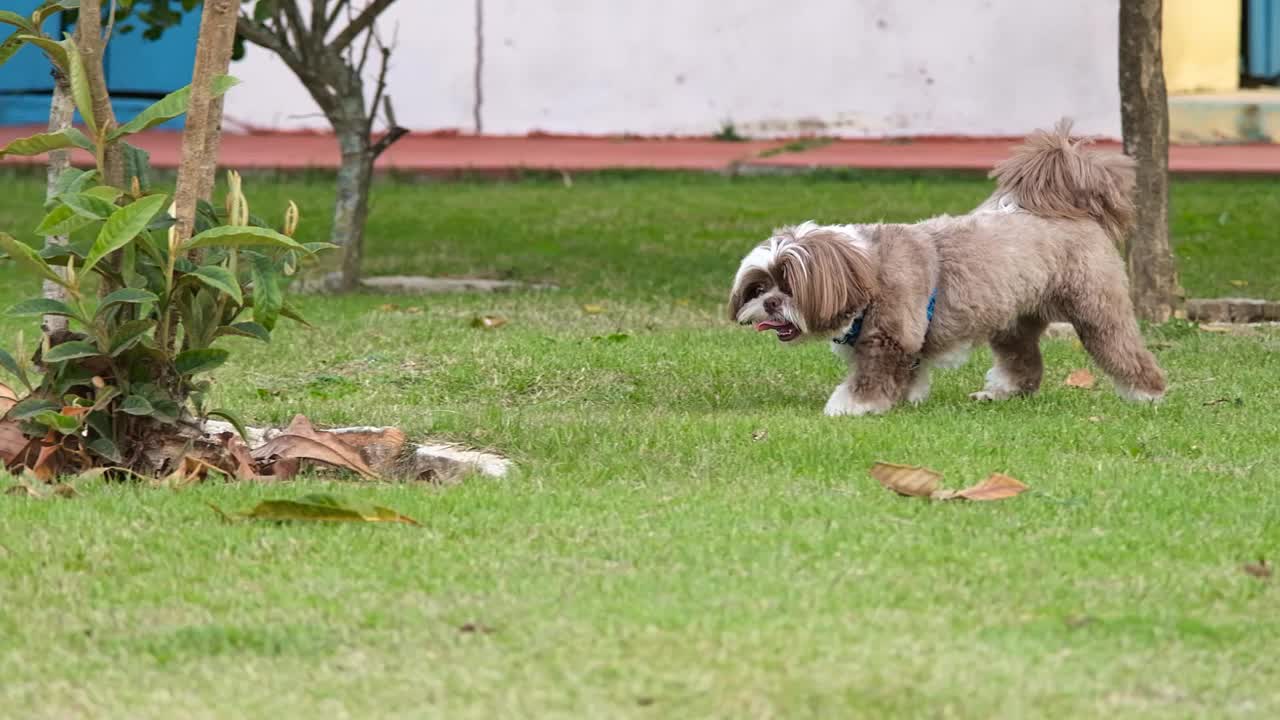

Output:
xmin=776 ymin=232 xmax=875 ymax=333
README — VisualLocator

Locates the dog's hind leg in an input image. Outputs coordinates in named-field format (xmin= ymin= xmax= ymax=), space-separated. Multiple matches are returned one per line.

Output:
xmin=970 ymin=315 xmax=1048 ymax=401
xmin=1067 ymin=303 xmax=1166 ymax=403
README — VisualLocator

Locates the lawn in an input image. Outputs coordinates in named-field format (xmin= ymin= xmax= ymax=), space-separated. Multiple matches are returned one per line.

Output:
xmin=1 ymin=168 xmax=1278 ymax=719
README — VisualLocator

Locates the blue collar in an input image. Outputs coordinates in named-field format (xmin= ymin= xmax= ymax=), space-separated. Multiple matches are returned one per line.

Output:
xmin=833 ymin=288 xmax=937 ymax=346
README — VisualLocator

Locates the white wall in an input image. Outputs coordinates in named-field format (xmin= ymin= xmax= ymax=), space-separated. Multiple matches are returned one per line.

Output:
xmin=222 ymin=0 xmax=1122 ymax=139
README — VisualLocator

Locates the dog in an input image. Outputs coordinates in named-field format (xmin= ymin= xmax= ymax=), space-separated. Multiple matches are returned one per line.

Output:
xmin=728 ymin=119 xmax=1167 ymax=416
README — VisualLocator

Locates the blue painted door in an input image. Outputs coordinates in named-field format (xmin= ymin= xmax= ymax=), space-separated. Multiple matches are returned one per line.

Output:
xmin=1247 ymin=0 xmax=1280 ymax=79
xmin=0 ymin=2 xmax=199 ymax=128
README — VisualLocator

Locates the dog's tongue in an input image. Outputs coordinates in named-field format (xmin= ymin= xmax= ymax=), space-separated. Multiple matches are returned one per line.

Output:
xmin=755 ymin=320 xmax=788 ymax=332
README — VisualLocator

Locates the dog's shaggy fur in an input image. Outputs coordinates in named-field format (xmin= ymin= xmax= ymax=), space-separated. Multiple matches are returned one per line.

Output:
xmin=729 ymin=119 xmax=1167 ymax=416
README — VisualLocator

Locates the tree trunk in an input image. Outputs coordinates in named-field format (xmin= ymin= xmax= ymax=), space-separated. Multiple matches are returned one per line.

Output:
xmin=75 ymin=0 xmax=124 ymax=189
xmin=171 ymin=0 xmax=239 ymax=245
xmin=41 ymin=73 xmax=75 ymax=337
xmin=332 ymin=128 xmax=374 ymax=292
xmin=1119 ymin=0 xmax=1183 ymax=322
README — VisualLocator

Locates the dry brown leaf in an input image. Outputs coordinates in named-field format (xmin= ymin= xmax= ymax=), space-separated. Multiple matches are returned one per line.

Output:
xmin=5 ymin=480 xmax=76 ymax=499
xmin=403 ymin=306 xmax=423 ymax=315
xmin=869 ymin=462 xmax=943 ymax=498
xmin=950 ymin=473 xmax=1030 ymax=501
xmin=581 ymin=303 xmax=606 ymax=314
xmin=0 ymin=420 xmax=27 ymax=465
xmin=0 ymin=382 xmax=16 ymax=416
xmin=751 ymin=429 xmax=768 ymax=442
xmin=1229 ymin=279 xmax=1249 ymax=288
xmin=377 ymin=303 xmax=400 ymax=312
xmin=1064 ymin=369 xmax=1096 ymax=389
xmin=1088 ymin=416 xmax=1103 ymax=423
xmin=470 ymin=315 xmax=507 ymax=329
xmin=251 ymin=416 xmax=377 ymax=479
xmin=324 ymin=426 xmax=407 ymax=473
xmin=1243 ymin=559 xmax=1271 ymax=579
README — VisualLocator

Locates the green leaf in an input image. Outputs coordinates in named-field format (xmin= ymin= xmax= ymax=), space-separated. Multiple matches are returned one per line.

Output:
xmin=83 ymin=194 xmax=168 ymax=276
xmin=0 ymin=11 xmax=37 ymax=33
xmin=6 ymin=298 xmax=80 ymax=320
xmin=188 ymin=265 xmax=243 ymax=305
xmin=249 ymin=255 xmax=282 ymax=331
xmin=86 ymin=437 xmax=121 ymax=463
xmin=182 ymin=225 xmax=305 ymax=252
xmin=33 ymin=409 xmax=81 ymax=435
xmin=97 ymin=288 xmax=158 ymax=312
xmin=60 ymin=192 xmax=117 ymax=220
xmin=51 ymin=167 xmax=96 ymax=198
xmin=63 ymin=36 xmax=96 ymax=135
xmin=108 ymin=318 xmax=155 ymax=356
xmin=122 ymin=142 xmax=151 ymax=190
xmin=0 ymin=34 xmax=26 ymax=72
xmin=226 ymin=495 xmax=420 ymax=525
xmin=10 ymin=398 xmax=59 ymax=420
xmin=15 ymin=34 xmax=68 ymax=69
xmin=0 ymin=128 xmax=93 ymax=159
xmin=120 ymin=394 xmax=155 ymax=416
xmin=214 ymin=321 xmax=270 ymax=343
xmin=206 ymin=408 xmax=250 ymax=442
xmin=280 ymin=301 xmax=312 ymax=327
xmin=0 ymin=231 xmax=66 ymax=286
xmin=301 ymin=242 xmax=339 ymax=254
xmin=82 ymin=185 xmax=124 ymax=202
xmin=110 ymin=75 xmax=239 ymax=140
xmin=33 ymin=2 xmax=81 ymax=28
xmin=42 ymin=340 xmax=100 ymax=363
xmin=174 ymin=348 xmax=229 ymax=376
xmin=0 ymin=347 xmax=27 ymax=386
xmin=35 ymin=205 xmax=94 ymax=237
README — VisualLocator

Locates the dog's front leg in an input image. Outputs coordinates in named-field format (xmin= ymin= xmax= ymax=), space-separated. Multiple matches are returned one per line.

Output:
xmin=824 ymin=331 xmax=915 ymax=417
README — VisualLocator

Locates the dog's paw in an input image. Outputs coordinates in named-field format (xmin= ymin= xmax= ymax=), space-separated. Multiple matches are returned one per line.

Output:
xmin=970 ymin=366 xmax=1019 ymax=402
xmin=906 ymin=374 xmax=931 ymax=405
xmin=824 ymin=384 xmax=889 ymax=417
xmin=1115 ymin=384 xmax=1165 ymax=403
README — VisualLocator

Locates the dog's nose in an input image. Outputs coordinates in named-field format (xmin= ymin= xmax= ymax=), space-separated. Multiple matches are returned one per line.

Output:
xmin=764 ymin=297 xmax=780 ymax=314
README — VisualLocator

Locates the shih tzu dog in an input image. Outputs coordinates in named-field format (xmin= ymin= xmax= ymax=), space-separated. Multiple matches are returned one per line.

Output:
xmin=728 ymin=119 xmax=1167 ymax=416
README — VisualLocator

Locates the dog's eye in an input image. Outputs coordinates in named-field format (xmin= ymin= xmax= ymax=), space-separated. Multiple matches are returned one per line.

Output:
xmin=747 ymin=284 xmax=764 ymax=299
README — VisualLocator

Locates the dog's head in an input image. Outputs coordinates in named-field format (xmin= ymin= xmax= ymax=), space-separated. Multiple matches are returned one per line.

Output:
xmin=728 ymin=223 xmax=876 ymax=342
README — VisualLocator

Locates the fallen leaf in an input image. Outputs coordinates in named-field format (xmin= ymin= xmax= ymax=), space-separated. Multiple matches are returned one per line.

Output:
xmin=871 ymin=463 xmax=1029 ymax=502
xmin=470 ymin=315 xmax=507 ymax=329
xmin=1088 ymin=416 xmax=1103 ymax=423
xmin=949 ymin=473 xmax=1029 ymax=501
xmin=869 ymin=462 xmax=943 ymax=497
xmin=250 ymin=415 xmax=377 ymax=479
xmin=1229 ymin=279 xmax=1249 ymax=288
xmin=1063 ymin=614 xmax=1095 ymax=629
xmin=581 ymin=303 xmax=606 ymax=314
xmin=0 ymin=420 xmax=27 ymax=464
xmin=1064 ymin=369 xmax=1096 ymax=389
xmin=1203 ymin=398 xmax=1244 ymax=407
xmin=5 ymin=479 xmax=76 ymax=499
xmin=212 ymin=493 xmax=419 ymax=525
xmin=458 ymin=622 xmax=494 ymax=634
xmin=0 ymin=382 xmax=16 ymax=416
xmin=377 ymin=303 xmax=400 ymax=312
xmin=1243 ymin=559 xmax=1271 ymax=579
xmin=751 ymin=429 xmax=768 ymax=442
xmin=403 ymin=306 xmax=423 ymax=315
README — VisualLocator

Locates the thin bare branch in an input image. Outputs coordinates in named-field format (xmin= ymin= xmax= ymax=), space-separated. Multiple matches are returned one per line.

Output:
xmin=324 ymin=0 xmax=351 ymax=34
xmin=329 ymin=0 xmax=397 ymax=53
xmin=102 ymin=0 xmax=118 ymax=45
xmin=365 ymin=37 xmax=390 ymax=136
xmin=369 ymin=98 xmax=407 ymax=159
xmin=311 ymin=0 xmax=326 ymax=38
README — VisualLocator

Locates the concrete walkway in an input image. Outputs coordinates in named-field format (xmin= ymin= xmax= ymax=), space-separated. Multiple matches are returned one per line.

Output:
xmin=4 ymin=126 xmax=1280 ymax=174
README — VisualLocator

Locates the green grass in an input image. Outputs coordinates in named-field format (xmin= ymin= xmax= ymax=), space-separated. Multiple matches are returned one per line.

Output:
xmin=1 ymin=169 xmax=1279 ymax=719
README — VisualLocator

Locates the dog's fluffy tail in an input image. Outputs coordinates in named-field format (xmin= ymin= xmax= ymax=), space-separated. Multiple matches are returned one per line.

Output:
xmin=989 ymin=118 xmax=1136 ymax=243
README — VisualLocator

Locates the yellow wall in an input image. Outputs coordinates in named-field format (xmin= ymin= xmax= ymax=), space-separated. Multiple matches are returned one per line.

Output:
xmin=1164 ymin=0 xmax=1241 ymax=94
